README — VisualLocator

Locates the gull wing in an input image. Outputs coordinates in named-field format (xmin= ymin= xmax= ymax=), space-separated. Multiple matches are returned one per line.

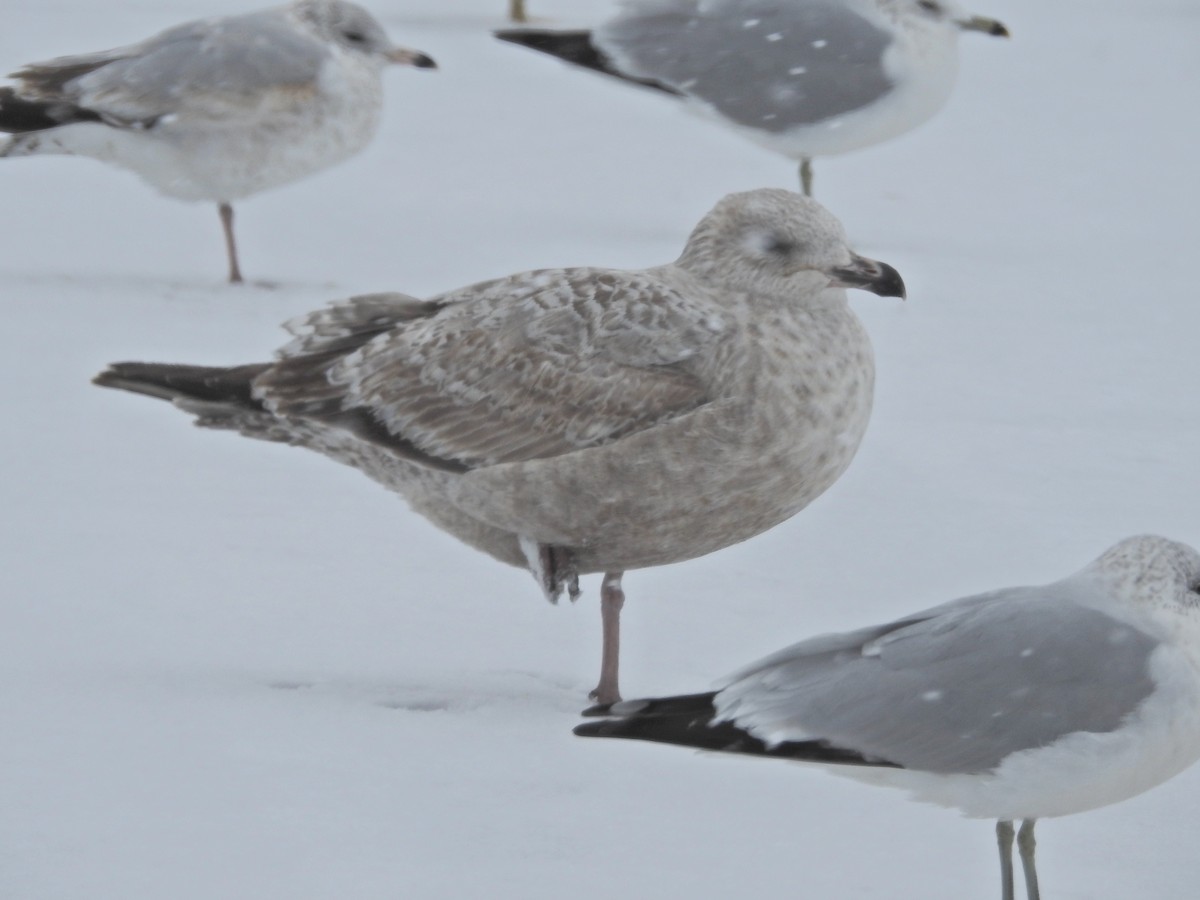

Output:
xmin=595 ymin=0 xmax=895 ymax=131
xmin=717 ymin=587 xmax=1159 ymax=773
xmin=11 ymin=9 xmax=327 ymax=128
xmin=255 ymin=270 xmax=728 ymax=470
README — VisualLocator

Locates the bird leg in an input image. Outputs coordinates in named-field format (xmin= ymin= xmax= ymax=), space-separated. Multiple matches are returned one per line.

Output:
xmin=218 ymin=202 xmax=244 ymax=284
xmin=996 ymin=820 xmax=1015 ymax=900
xmin=1017 ymin=819 xmax=1040 ymax=900
xmin=799 ymin=157 xmax=814 ymax=198
xmin=589 ymin=571 xmax=625 ymax=704
xmin=509 ymin=0 xmax=528 ymax=23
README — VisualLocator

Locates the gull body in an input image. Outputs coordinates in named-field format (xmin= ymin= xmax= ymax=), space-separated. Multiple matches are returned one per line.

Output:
xmin=497 ymin=0 xmax=1008 ymax=195
xmin=0 ymin=0 xmax=436 ymax=282
xmin=92 ymin=189 xmax=904 ymax=703
xmin=577 ymin=536 xmax=1200 ymax=899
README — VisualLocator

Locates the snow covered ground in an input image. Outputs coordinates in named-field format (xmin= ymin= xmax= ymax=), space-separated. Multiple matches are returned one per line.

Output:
xmin=3 ymin=0 xmax=1199 ymax=897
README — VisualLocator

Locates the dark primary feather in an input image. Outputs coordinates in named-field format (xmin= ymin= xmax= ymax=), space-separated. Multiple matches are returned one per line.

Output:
xmin=494 ymin=29 xmax=682 ymax=96
xmin=0 ymin=87 xmax=100 ymax=133
xmin=92 ymin=362 xmax=269 ymax=408
xmin=575 ymin=692 xmax=899 ymax=768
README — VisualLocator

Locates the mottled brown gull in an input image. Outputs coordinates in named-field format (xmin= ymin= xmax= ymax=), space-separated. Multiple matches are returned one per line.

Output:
xmin=577 ymin=535 xmax=1200 ymax=900
xmin=497 ymin=0 xmax=1008 ymax=196
xmin=93 ymin=188 xmax=904 ymax=703
xmin=0 ymin=1 xmax=436 ymax=283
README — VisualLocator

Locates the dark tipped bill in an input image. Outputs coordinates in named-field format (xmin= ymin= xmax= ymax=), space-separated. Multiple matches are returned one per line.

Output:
xmin=829 ymin=254 xmax=906 ymax=299
xmin=389 ymin=47 xmax=438 ymax=69
xmin=958 ymin=15 xmax=1009 ymax=37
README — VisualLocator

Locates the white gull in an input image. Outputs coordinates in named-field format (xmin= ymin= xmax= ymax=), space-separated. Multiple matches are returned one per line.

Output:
xmin=0 ymin=0 xmax=436 ymax=283
xmin=577 ymin=535 xmax=1200 ymax=900
xmin=497 ymin=0 xmax=1008 ymax=195
xmin=92 ymin=188 xmax=905 ymax=704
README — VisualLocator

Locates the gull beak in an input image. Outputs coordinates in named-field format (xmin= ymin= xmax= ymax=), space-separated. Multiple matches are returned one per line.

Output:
xmin=388 ymin=47 xmax=438 ymax=69
xmin=957 ymin=15 xmax=1010 ymax=37
xmin=828 ymin=254 xmax=907 ymax=299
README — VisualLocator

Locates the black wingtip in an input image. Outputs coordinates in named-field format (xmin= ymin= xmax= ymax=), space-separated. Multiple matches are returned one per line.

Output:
xmin=92 ymin=362 xmax=159 ymax=391
xmin=494 ymin=28 xmax=592 ymax=52
xmin=573 ymin=691 xmax=902 ymax=768
xmin=493 ymin=28 xmax=682 ymax=97
xmin=494 ymin=27 xmax=547 ymax=44
xmin=0 ymin=87 xmax=101 ymax=134
xmin=92 ymin=361 xmax=269 ymax=407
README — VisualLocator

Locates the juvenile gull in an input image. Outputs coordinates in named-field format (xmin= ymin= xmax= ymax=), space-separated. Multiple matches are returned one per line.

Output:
xmin=577 ymin=535 xmax=1200 ymax=899
xmin=0 ymin=1 xmax=436 ymax=283
xmin=92 ymin=188 xmax=904 ymax=703
xmin=497 ymin=0 xmax=1008 ymax=196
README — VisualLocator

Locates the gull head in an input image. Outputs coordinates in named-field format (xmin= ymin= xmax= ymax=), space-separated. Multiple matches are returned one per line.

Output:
xmin=1083 ymin=535 xmax=1200 ymax=618
xmin=295 ymin=0 xmax=438 ymax=69
xmin=678 ymin=188 xmax=905 ymax=301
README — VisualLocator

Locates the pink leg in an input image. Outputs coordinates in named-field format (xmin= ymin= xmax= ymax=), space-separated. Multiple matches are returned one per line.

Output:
xmin=589 ymin=571 xmax=625 ymax=704
xmin=218 ymin=202 xmax=244 ymax=284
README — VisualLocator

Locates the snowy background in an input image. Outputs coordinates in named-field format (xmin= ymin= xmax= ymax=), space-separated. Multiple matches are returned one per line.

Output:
xmin=3 ymin=0 xmax=1200 ymax=897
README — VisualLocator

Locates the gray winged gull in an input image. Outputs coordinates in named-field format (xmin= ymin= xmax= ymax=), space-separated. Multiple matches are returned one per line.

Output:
xmin=577 ymin=535 xmax=1200 ymax=900
xmin=0 ymin=1 xmax=436 ymax=283
xmin=93 ymin=188 xmax=905 ymax=703
xmin=497 ymin=0 xmax=1008 ymax=196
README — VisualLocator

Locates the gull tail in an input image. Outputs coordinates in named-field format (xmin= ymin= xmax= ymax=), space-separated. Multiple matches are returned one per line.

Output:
xmin=494 ymin=29 xmax=680 ymax=97
xmin=93 ymin=361 xmax=271 ymax=423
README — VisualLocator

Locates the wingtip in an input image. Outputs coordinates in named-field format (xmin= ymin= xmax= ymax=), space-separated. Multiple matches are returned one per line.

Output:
xmin=92 ymin=363 xmax=134 ymax=389
xmin=494 ymin=28 xmax=539 ymax=46
xmin=573 ymin=719 xmax=622 ymax=738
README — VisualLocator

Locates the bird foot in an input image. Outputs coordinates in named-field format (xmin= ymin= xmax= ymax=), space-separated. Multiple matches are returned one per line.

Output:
xmin=588 ymin=682 xmax=621 ymax=705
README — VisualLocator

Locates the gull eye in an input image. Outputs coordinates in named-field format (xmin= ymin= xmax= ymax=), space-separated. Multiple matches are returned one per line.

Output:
xmin=745 ymin=228 xmax=803 ymax=260
xmin=764 ymin=237 xmax=797 ymax=256
xmin=917 ymin=0 xmax=943 ymax=12
xmin=343 ymin=29 xmax=367 ymax=44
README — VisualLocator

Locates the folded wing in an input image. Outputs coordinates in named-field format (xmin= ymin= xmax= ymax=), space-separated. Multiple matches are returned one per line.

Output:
xmin=8 ymin=10 xmax=328 ymax=129
xmin=256 ymin=270 xmax=727 ymax=470
xmin=718 ymin=590 xmax=1159 ymax=773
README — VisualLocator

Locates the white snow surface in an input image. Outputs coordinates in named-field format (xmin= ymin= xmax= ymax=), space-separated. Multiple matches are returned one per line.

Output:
xmin=3 ymin=1 xmax=1200 ymax=898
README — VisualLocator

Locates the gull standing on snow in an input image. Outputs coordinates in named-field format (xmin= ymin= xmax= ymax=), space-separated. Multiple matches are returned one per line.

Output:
xmin=0 ymin=1 xmax=436 ymax=283
xmin=497 ymin=0 xmax=1008 ymax=196
xmin=577 ymin=535 xmax=1200 ymax=900
xmin=92 ymin=188 xmax=904 ymax=704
